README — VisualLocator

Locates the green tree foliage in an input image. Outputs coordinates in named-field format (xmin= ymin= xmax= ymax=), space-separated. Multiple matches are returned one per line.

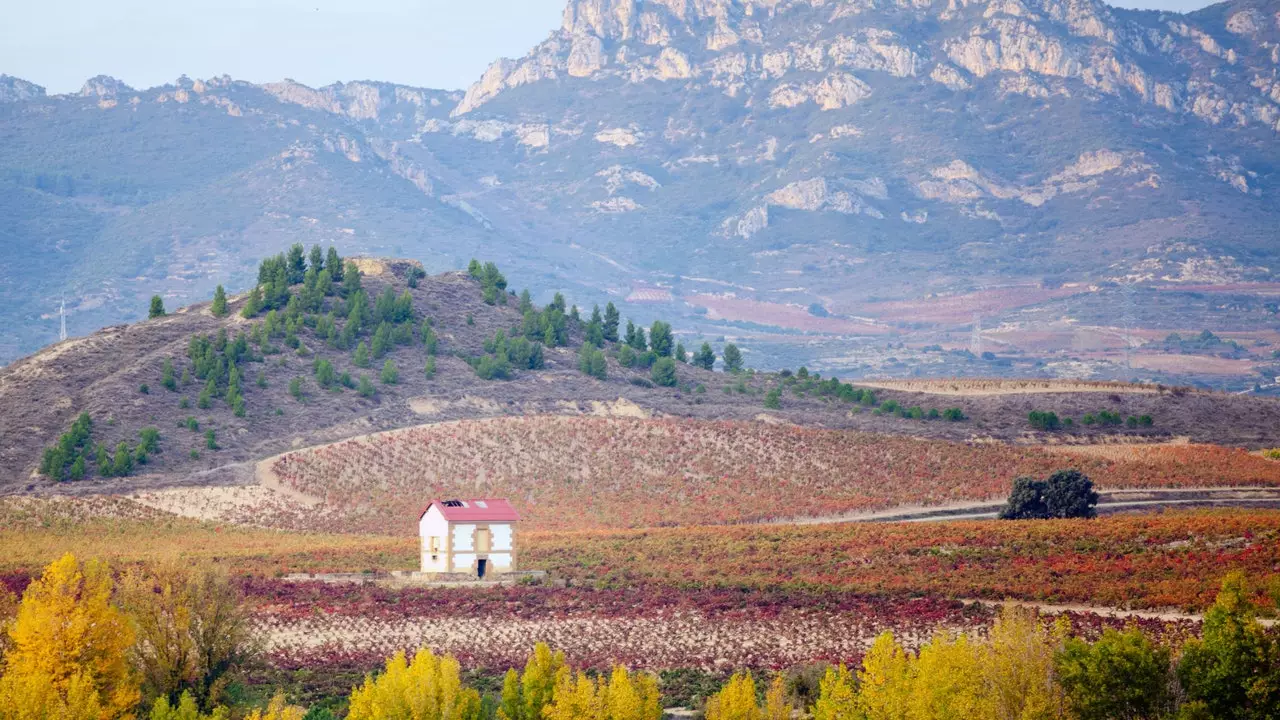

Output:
xmin=313 ymin=359 xmax=335 ymax=389
xmin=469 ymin=260 xmax=508 ymax=305
xmin=288 ymin=377 xmax=303 ymax=401
xmin=722 ymin=343 xmax=744 ymax=373
xmin=617 ymin=345 xmax=636 ymax=368
xmin=603 ymin=303 xmax=620 ymax=343
xmin=308 ymin=245 xmax=324 ymax=274
xmin=942 ymin=407 xmax=967 ymax=421
xmin=472 ymin=330 xmax=544 ymax=379
xmin=674 ymin=342 xmax=688 ymax=364
xmin=285 ymin=243 xmax=306 ymax=284
xmin=240 ymin=286 xmax=262 ymax=319
xmin=1056 ymin=628 xmax=1172 ymax=720
xmin=149 ymin=296 xmax=167 ymax=319
xmin=162 ymin=359 xmax=177 ymax=391
xmin=692 ymin=343 xmax=716 ymax=371
xmin=764 ymin=387 xmax=782 ymax=410
xmin=204 ymin=430 xmax=218 ymax=451
xmin=210 ymin=286 xmax=228 ymax=319
xmin=424 ymin=357 xmax=437 ymax=379
xmin=578 ymin=344 xmax=608 ymax=380
xmin=650 ymin=357 xmax=678 ymax=387
xmin=625 ymin=321 xmax=647 ymax=352
xmin=1000 ymin=470 xmax=1098 ymax=520
xmin=380 ymin=359 xmax=399 ymax=385
xmin=1029 ymin=411 xmax=1063 ymax=431
xmin=353 ymin=341 xmax=370 ymax=368
xmin=1178 ymin=572 xmax=1280 ymax=719
xmin=38 ymin=412 xmax=94 ymax=481
xmin=358 ymin=375 xmax=375 ymax=398
xmin=648 ymin=321 xmax=673 ymax=357
xmin=326 ymin=247 xmax=343 ymax=281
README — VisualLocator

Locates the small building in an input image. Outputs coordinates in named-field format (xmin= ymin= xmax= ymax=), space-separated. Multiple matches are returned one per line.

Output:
xmin=418 ymin=498 xmax=519 ymax=578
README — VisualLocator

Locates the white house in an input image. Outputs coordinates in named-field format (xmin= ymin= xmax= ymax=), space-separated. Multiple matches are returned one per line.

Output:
xmin=418 ymin=498 xmax=520 ymax=577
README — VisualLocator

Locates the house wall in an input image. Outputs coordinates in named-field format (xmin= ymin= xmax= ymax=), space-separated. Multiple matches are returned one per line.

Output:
xmin=419 ymin=506 xmax=450 ymax=573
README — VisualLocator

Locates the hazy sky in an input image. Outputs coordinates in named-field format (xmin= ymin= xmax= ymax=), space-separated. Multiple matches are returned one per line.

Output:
xmin=2 ymin=0 xmax=1223 ymax=95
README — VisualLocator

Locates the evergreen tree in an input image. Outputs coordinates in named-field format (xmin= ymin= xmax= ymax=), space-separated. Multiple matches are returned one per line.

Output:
xmin=354 ymin=341 xmax=371 ymax=368
xmin=519 ymin=289 xmax=533 ymax=314
xmin=603 ymin=303 xmax=620 ymax=342
xmin=240 ymin=286 xmax=262 ymax=318
xmin=149 ymin=296 xmax=166 ymax=319
xmin=722 ymin=343 xmax=744 ymax=373
xmin=286 ymin=243 xmax=306 ymax=283
xmin=692 ymin=342 xmax=716 ymax=371
xmin=649 ymin=321 xmax=673 ymax=357
xmin=162 ymin=358 xmax=177 ymax=391
xmin=650 ymin=357 xmax=678 ymax=387
xmin=211 ymin=286 xmax=228 ymax=318
xmin=111 ymin=442 xmax=133 ymax=477
xmin=674 ymin=342 xmax=688 ymax=363
xmin=326 ymin=247 xmax=344 ymax=281
xmin=358 ymin=375 xmax=375 ymax=398
xmin=381 ymin=359 xmax=399 ymax=385
xmin=309 ymin=244 xmax=325 ymax=273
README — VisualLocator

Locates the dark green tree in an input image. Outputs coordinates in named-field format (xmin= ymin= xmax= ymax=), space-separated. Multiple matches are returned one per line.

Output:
xmin=999 ymin=477 xmax=1049 ymax=520
xmin=1056 ymin=628 xmax=1173 ymax=720
xmin=603 ymin=303 xmax=620 ymax=342
xmin=1043 ymin=469 xmax=1099 ymax=519
xmin=692 ymin=342 xmax=716 ymax=371
xmin=162 ymin=359 xmax=177 ymax=391
xmin=309 ymin=244 xmax=325 ymax=273
xmin=764 ymin=387 xmax=782 ymax=410
xmin=286 ymin=243 xmax=307 ymax=283
xmin=578 ymin=344 xmax=607 ymax=380
xmin=149 ymin=296 xmax=166 ymax=319
xmin=354 ymin=341 xmax=371 ymax=368
xmin=649 ymin=321 xmax=674 ymax=357
xmin=326 ymin=247 xmax=343 ymax=281
xmin=240 ymin=286 xmax=262 ymax=319
xmin=650 ymin=357 xmax=678 ymax=387
xmin=674 ymin=342 xmax=688 ymax=364
xmin=722 ymin=343 xmax=744 ymax=373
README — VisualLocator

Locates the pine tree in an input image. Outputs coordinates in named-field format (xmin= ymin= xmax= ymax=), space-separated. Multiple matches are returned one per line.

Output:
xmin=603 ymin=303 xmax=620 ymax=342
xmin=354 ymin=341 xmax=371 ymax=368
xmin=326 ymin=247 xmax=343 ymax=281
xmin=722 ymin=343 xmax=744 ymax=373
xmin=649 ymin=321 xmax=673 ymax=357
xmin=309 ymin=244 xmax=325 ymax=273
xmin=380 ymin=359 xmax=399 ymax=385
xmin=149 ymin=295 xmax=166 ymax=318
xmin=651 ymin=357 xmax=677 ymax=387
xmin=674 ymin=342 xmax=688 ymax=363
xmin=162 ymin=358 xmax=177 ymax=391
xmin=286 ymin=243 xmax=306 ymax=284
xmin=693 ymin=342 xmax=716 ymax=371
xmin=240 ymin=286 xmax=262 ymax=319
xmin=211 ymin=286 xmax=228 ymax=318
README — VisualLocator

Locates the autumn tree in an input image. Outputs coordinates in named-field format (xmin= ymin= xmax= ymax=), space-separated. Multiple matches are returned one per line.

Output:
xmin=347 ymin=649 xmax=482 ymax=720
xmin=857 ymin=632 xmax=912 ymax=720
xmin=0 ymin=553 xmax=138 ymax=718
xmin=984 ymin=605 xmax=1069 ymax=720
xmin=118 ymin=562 xmax=255 ymax=711
xmin=812 ymin=665 xmax=857 ymax=720
xmin=705 ymin=673 xmax=791 ymax=720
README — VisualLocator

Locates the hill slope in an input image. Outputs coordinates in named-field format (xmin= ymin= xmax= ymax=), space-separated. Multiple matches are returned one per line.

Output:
xmin=2 ymin=254 xmax=1278 ymax=499
xmin=2 ymin=0 xmax=1279 ymax=381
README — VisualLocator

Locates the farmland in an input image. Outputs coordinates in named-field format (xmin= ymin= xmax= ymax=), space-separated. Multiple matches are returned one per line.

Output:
xmin=245 ymin=416 xmax=1280 ymax=534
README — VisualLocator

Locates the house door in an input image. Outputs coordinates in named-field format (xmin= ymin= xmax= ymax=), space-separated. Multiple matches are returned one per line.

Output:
xmin=477 ymin=558 xmax=488 ymax=579
xmin=475 ymin=527 xmax=492 ymax=553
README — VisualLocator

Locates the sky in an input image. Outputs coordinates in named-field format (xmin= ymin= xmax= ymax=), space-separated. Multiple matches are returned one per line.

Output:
xmin=2 ymin=0 xmax=1223 ymax=95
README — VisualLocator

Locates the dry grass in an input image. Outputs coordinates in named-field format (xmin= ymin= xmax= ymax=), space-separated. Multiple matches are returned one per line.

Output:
xmin=854 ymin=379 xmax=1166 ymax=396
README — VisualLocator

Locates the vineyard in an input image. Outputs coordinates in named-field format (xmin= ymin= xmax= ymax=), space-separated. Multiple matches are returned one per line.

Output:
xmin=245 ymin=581 xmax=1194 ymax=679
xmin=852 ymin=379 xmax=1167 ymax=396
xmin=524 ymin=509 xmax=1280 ymax=612
xmin=260 ymin=416 xmax=1280 ymax=533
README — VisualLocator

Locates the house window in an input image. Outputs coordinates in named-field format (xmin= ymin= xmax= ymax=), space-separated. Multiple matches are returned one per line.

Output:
xmin=428 ymin=536 xmax=440 ymax=553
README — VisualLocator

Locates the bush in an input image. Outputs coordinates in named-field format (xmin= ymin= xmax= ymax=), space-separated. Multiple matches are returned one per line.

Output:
xmin=764 ymin=388 xmax=782 ymax=410
xmin=651 ymin=357 xmax=678 ymax=387
xmin=1028 ymin=411 xmax=1061 ymax=431
xmin=942 ymin=408 xmax=966 ymax=422
xmin=380 ymin=359 xmax=399 ymax=385
xmin=1000 ymin=470 xmax=1098 ymax=520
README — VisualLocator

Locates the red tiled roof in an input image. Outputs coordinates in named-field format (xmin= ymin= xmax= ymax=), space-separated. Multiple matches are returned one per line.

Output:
xmin=420 ymin=498 xmax=520 ymax=523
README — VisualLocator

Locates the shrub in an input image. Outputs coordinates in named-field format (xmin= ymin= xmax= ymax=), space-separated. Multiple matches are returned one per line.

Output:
xmin=764 ymin=388 xmax=782 ymax=410
xmin=380 ymin=359 xmax=399 ymax=385
xmin=651 ymin=357 xmax=678 ymax=387
xmin=942 ymin=408 xmax=966 ymax=422
xmin=1029 ymin=411 xmax=1061 ymax=431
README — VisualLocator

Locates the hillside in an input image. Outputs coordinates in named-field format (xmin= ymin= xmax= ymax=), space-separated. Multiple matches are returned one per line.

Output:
xmin=2 ymin=252 xmax=1279 ymax=503
xmin=2 ymin=0 xmax=1280 ymax=386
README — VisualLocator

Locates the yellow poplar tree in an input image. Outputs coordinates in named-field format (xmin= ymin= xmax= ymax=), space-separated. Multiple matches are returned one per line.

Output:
xmin=242 ymin=694 xmax=305 ymax=720
xmin=704 ymin=673 xmax=759 ymax=720
xmin=603 ymin=666 xmax=662 ymax=720
xmin=0 ymin=553 xmax=138 ymax=719
xmin=520 ymin=643 xmax=566 ymax=720
xmin=813 ymin=665 xmax=858 ymax=720
xmin=909 ymin=632 xmax=997 ymax=720
xmin=761 ymin=677 xmax=793 ymax=720
xmin=544 ymin=668 xmax=604 ymax=720
xmin=346 ymin=648 xmax=480 ymax=720
xmin=983 ymin=606 xmax=1069 ymax=720
xmin=857 ymin=632 xmax=913 ymax=720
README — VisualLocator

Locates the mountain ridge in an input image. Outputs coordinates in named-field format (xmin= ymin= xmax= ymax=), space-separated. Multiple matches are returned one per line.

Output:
xmin=2 ymin=0 xmax=1278 ymax=386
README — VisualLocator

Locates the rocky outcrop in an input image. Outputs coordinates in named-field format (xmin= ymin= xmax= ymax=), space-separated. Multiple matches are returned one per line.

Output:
xmin=79 ymin=75 xmax=133 ymax=99
xmin=0 ymin=75 xmax=45 ymax=103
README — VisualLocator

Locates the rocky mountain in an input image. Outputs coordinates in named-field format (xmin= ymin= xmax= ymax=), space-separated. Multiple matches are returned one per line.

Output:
xmin=3 ymin=0 xmax=1279 ymax=384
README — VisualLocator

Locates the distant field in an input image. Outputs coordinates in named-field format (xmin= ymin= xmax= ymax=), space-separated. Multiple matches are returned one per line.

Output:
xmin=527 ymin=509 xmax=1280 ymax=612
xmin=228 ymin=417 xmax=1280 ymax=534
xmin=854 ymin=378 xmax=1165 ymax=396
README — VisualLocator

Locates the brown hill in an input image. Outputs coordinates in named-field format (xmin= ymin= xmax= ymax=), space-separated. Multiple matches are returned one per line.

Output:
xmin=2 ymin=255 xmax=1279 ymax=496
